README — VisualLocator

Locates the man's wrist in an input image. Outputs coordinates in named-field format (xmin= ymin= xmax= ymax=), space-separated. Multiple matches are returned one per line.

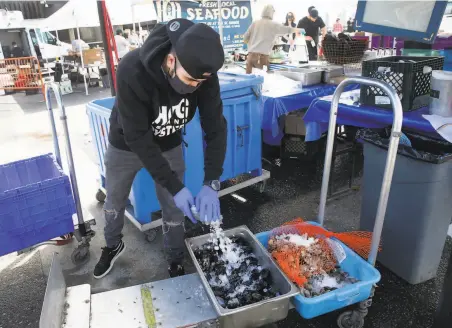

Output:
xmin=204 ymin=180 xmax=220 ymax=191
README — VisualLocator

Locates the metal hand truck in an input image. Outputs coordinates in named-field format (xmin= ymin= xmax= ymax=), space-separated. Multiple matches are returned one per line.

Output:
xmin=45 ymin=83 xmax=96 ymax=265
xmin=317 ymin=77 xmax=403 ymax=328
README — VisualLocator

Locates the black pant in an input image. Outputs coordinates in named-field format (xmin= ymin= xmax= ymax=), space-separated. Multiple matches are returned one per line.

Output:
xmin=307 ymin=42 xmax=318 ymax=61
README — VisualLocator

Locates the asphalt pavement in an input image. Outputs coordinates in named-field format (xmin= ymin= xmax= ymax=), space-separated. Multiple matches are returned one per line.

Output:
xmin=0 ymin=88 xmax=450 ymax=328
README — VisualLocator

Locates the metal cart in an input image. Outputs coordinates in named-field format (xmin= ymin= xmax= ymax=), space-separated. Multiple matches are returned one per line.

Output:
xmin=44 ymin=83 xmax=96 ymax=265
xmin=317 ymin=76 xmax=403 ymax=328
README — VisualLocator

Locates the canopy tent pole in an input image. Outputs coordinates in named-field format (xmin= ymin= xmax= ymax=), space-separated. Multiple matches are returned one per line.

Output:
xmin=132 ymin=4 xmax=136 ymax=32
xmin=55 ymin=29 xmax=64 ymax=74
xmin=74 ymin=9 xmax=89 ymax=96
xmin=77 ymin=25 xmax=89 ymax=96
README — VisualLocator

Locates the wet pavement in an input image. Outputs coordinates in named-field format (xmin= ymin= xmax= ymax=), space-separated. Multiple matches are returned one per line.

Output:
xmin=0 ymin=89 xmax=451 ymax=328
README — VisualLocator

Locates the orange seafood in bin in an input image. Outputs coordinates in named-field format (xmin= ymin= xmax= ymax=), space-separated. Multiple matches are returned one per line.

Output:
xmin=268 ymin=219 xmax=378 ymax=297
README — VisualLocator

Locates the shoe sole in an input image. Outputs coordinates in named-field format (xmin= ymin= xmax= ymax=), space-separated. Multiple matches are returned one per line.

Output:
xmin=93 ymin=243 xmax=126 ymax=279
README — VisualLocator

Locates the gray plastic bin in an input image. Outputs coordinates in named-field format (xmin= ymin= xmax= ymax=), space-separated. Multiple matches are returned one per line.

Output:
xmin=359 ymin=131 xmax=452 ymax=284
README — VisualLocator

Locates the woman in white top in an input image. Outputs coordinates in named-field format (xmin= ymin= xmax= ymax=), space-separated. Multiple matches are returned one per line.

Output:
xmin=114 ymin=29 xmax=130 ymax=60
xmin=243 ymin=5 xmax=303 ymax=73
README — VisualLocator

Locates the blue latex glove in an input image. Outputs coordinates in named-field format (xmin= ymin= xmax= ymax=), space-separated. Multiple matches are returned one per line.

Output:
xmin=173 ymin=187 xmax=196 ymax=223
xmin=196 ymin=186 xmax=220 ymax=223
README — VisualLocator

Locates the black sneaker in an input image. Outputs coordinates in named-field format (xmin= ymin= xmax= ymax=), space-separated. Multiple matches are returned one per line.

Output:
xmin=168 ymin=263 xmax=185 ymax=278
xmin=93 ymin=240 xmax=126 ymax=279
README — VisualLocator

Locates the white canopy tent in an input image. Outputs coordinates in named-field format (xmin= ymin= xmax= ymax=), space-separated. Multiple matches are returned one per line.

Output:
xmin=38 ymin=0 xmax=157 ymax=95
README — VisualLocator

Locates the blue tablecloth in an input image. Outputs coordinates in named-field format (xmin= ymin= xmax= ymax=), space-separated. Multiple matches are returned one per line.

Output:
xmin=304 ymin=90 xmax=440 ymax=142
xmin=262 ymin=84 xmax=360 ymax=145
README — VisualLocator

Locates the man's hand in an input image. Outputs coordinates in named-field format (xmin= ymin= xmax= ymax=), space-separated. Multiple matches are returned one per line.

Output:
xmin=174 ymin=187 xmax=196 ymax=223
xmin=305 ymin=35 xmax=313 ymax=41
xmin=196 ymin=186 xmax=220 ymax=223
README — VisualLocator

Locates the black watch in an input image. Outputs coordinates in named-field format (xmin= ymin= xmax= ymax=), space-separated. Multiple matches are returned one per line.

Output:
xmin=204 ymin=180 xmax=220 ymax=191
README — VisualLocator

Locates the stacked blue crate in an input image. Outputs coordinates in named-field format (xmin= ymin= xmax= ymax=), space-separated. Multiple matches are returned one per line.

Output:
xmin=0 ymin=154 xmax=75 ymax=256
xmin=87 ymin=73 xmax=264 ymax=224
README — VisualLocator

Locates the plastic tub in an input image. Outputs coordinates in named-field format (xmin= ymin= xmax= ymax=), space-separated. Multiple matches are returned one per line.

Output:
xmin=430 ymin=70 xmax=452 ymax=117
xmin=255 ymin=222 xmax=381 ymax=319
xmin=0 ymin=154 xmax=75 ymax=256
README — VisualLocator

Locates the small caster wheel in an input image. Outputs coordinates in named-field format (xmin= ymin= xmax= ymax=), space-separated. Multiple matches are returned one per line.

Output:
xmin=145 ymin=229 xmax=158 ymax=243
xmin=259 ymin=181 xmax=267 ymax=193
xmin=337 ymin=311 xmax=365 ymax=328
xmin=71 ymin=244 xmax=90 ymax=266
xmin=96 ymin=189 xmax=106 ymax=203
xmin=60 ymin=232 xmax=74 ymax=240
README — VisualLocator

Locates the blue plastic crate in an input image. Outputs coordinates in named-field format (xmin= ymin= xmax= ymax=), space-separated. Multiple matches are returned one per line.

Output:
xmin=86 ymin=73 xmax=264 ymax=224
xmin=0 ymin=154 xmax=75 ymax=256
xmin=255 ymin=222 xmax=381 ymax=319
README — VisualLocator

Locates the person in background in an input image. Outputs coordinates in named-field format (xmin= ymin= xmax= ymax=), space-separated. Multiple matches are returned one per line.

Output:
xmin=10 ymin=42 xmax=24 ymax=58
xmin=347 ymin=18 xmax=354 ymax=33
xmin=243 ymin=5 xmax=303 ymax=73
xmin=333 ymin=18 xmax=343 ymax=33
xmin=114 ymin=29 xmax=130 ymax=59
xmin=297 ymin=6 xmax=326 ymax=61
xmin=129 ymin=30 xmax=141 ymax=46
xmin=71 ymin=38 xmax=89 ymax=53
xmin=281 ymin=12 xmax=297 ymax=52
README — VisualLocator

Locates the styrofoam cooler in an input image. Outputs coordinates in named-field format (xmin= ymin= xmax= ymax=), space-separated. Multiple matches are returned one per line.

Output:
xmin=86 ymin=73 xmax=264 ymax=224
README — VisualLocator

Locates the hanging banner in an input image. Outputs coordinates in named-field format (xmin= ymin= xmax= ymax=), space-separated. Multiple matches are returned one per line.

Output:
xmin=154 ymin=0 xmax=252 ymax=50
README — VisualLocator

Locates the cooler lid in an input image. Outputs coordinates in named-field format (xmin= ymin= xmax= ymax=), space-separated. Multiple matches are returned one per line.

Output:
xmin=218 ymin=72 xmax=264 ymax=92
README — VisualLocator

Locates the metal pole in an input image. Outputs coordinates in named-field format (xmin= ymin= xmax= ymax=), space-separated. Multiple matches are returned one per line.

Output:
xmin=46 ymin=93 xmax=62 ymax=167
xmin=45 ymin=83 xmax=85 ymax=226
xmin=217 ymin=0 xmax=224 ymax=45
xmin=316 ymin=77 xmax=403 ymax=266
xmin=55 ymin=29 xmax=64 ymax=74
xmin=75 ymin=24 xmax=89 ymax=95
xmin=97 ymin=0 xmax=116 ymax=96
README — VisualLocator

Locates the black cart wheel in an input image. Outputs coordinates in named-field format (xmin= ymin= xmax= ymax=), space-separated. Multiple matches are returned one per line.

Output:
xmin=96 ymin=189 xmax=106 ymax=203
xmin=145 ymin=229 xmax=158 ymax=243
xmin=71 ymin=244 xmax=91 ymax=266
xmin=337 ymin=311 xmax=365 ymax=328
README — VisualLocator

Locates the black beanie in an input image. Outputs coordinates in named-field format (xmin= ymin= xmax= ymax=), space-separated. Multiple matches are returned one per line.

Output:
xmin=166 ymin=19 xmax=224 ymax=79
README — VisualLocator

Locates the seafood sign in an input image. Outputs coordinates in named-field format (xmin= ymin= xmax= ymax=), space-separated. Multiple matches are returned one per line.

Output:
xmin=154 ymin=0 xmax=253 ymax=50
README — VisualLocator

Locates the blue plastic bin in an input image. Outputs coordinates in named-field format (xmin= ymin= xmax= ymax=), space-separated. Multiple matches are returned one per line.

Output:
xmin=255 ymin=222 xmax=381 ymax=319
xmin=86 ymin=73 xmax=264 ymax=224
xmin=0 ymin=154 xmax=75 ymax=256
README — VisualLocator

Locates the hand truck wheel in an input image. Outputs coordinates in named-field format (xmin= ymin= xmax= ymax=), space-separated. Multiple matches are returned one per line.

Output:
xmin=144 ymin=229 xmax=158 ymax=243
xmin=71 ymin=244 xmax=91 ymax=266
xmin=95 ymin=189 xmax=106 ymax=203
xmin=337 ymin=311 xmax=365 ymax=328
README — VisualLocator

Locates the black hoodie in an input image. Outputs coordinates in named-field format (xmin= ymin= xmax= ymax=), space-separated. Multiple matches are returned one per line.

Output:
xmin=108 ymin=24 xmax=227 ymax=196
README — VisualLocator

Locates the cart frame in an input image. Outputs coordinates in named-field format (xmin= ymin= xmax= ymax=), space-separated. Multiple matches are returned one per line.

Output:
xmin=45 ymin=83 xmax=96 ymax=265
xmin=317 ymin=76 xmax=403 ymax=328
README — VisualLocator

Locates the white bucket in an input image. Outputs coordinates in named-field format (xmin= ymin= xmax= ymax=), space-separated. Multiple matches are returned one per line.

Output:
xmin=429 ymin=70 xmax=452 ymax=117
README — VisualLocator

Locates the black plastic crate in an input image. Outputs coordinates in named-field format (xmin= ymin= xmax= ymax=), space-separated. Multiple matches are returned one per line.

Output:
xmin=281 ymin=135 xmax=325 ymax=161
xmin=360 ymin=56 xmax=444 ymax=111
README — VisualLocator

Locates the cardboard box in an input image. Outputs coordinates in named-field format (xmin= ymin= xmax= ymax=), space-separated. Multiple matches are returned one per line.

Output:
xmin=82 ymin=49 xmax=104 ymax=65
xmin=285 ymin=110 xmax=307 ymax=136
